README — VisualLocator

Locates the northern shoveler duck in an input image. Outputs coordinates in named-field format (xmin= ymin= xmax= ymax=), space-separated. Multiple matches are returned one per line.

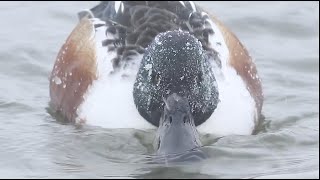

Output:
xmin=49 ymin=1 xmax=263 ymax=156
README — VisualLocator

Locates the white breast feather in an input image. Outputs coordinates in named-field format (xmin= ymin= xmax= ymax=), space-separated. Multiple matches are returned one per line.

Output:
xmin=77 ymin=19 xmax=154 ymax=129
xmin=197 ymin=18 xmax=257 ymax=136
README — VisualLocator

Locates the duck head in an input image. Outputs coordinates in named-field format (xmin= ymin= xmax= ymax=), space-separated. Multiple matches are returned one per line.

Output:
xmin=133 ymin=30 xmax=219 ymax=156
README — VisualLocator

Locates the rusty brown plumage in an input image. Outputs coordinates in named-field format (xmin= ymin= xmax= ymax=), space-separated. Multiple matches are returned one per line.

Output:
xmin=210 ymin=15 xmax=264 ymax=116
xmin=49 ymin=19 xmax=97 ymax=122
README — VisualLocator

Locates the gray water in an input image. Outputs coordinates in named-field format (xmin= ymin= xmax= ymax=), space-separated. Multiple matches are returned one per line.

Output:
xmin=0 ymin=1 xmax=318 ymax=179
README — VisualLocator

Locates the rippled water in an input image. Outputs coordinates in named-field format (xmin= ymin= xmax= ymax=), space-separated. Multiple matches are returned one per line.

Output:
xmin=0 ymin=1 xmax=318 ymax=178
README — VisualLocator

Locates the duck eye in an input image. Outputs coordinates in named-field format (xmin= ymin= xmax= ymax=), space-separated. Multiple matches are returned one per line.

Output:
xmin=195 ymin=72 xmax=203 ymax=85
xmin=198 ymin=73 xmax=203 ymax=81
xmin=151 ymin=71 xmax=161 ymax=85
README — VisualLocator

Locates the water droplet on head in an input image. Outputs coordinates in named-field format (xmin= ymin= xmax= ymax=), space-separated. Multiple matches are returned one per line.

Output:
xmin=144 ymin=64 xmax=152 ymax=70
xmin=53 ymin=76 xmax=62 ymax=85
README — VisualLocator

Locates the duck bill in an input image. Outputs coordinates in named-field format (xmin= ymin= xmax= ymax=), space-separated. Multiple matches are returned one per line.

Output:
xmin=155 ymin=93 xmax=202 ymax=156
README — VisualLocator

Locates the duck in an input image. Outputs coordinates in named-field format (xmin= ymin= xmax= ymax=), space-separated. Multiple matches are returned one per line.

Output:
xmin=49 ymin=1 xmax=263 ymax=156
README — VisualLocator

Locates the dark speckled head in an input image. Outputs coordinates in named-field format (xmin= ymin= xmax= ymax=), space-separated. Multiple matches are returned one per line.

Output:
xmin=133 ymin=30 xmax=219 ymax=127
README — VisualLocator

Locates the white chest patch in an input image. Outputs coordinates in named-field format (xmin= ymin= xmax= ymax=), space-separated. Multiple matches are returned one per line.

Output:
xmin=197 ymin=18 xmax=257 ymax=136
xmin=78 ymin=73 xmax=154 ymax=129
xmin=77 ymin=21 xmax=154 ymax=130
